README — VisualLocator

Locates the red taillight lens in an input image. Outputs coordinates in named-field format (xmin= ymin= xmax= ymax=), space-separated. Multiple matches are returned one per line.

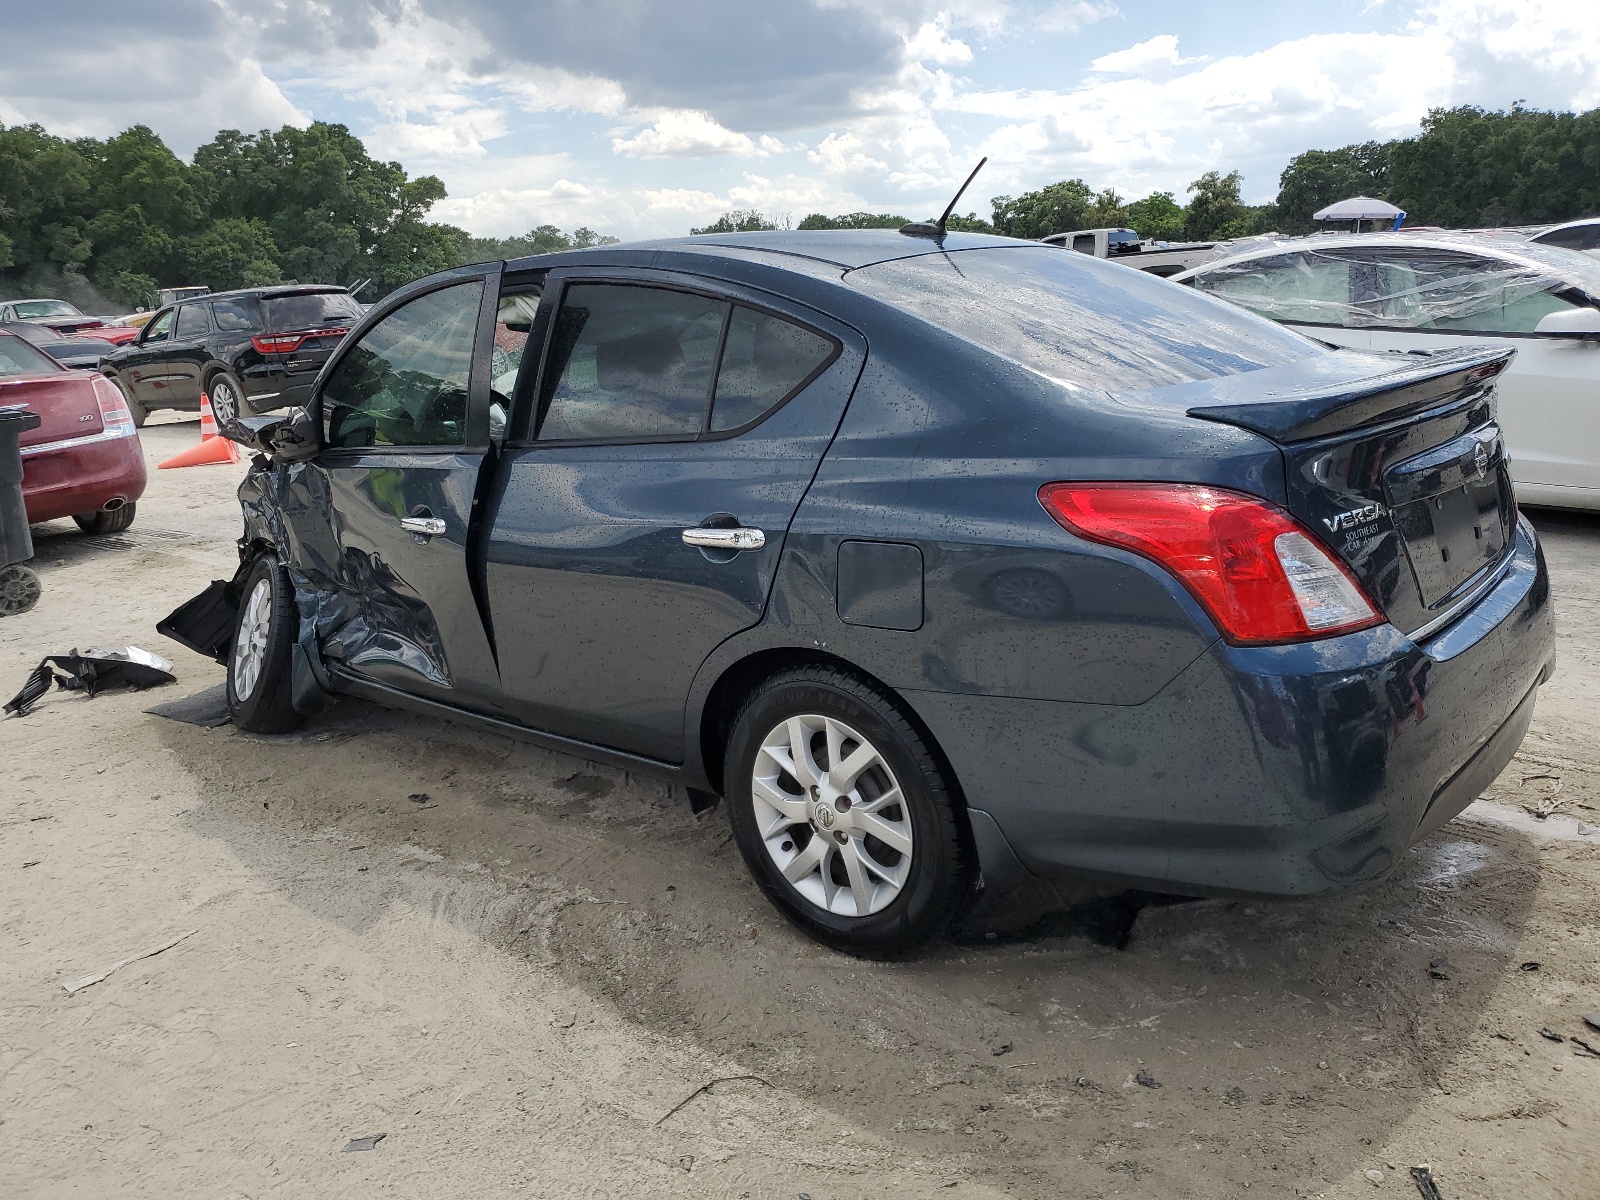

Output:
xmin=1038 ymin=482 xmax=1384 ymax=645
xmin=252 ymin=327 xmax=348 ymax=355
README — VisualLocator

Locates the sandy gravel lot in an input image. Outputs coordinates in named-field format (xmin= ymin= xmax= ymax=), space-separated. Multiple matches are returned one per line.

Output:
xmin=3 ymin=417 xmax=1598 ymax=1199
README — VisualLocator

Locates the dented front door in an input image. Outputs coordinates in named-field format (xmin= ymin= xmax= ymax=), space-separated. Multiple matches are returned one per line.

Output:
xmin=284 ymin=268 xmax=503 ymax=709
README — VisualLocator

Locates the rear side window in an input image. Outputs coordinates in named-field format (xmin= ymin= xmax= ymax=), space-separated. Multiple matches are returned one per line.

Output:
xmin=0 ymin=333 xmax=62 ymax=376
xmin=174 ymin=304 xmax=209 ymax=340
xmin=210 ymin=298 xmax=260 ymax=332
xmin=850 ymin=247 xmax=1316 ymax=392
xmin=711 ymin=307 xmax=835 ymax=431
xmin=1192 ymin=253 xmax=1354 ymax=326
xmin=264 ymin=291 xmax=362 ymax=333
xmin=537 ymin=284 xmax=725 ymax=441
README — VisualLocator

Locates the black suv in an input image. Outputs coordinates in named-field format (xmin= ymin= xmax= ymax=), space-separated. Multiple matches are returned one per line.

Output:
xmin=101 ymin=285 xmax=363 ymax=426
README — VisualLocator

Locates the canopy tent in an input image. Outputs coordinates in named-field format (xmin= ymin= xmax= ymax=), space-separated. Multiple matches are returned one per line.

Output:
xmin=1312 ymin=196 xmax=1407 ymax=231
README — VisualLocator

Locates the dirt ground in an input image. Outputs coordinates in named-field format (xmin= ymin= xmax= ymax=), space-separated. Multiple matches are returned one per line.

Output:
xmin=3 ymin=416 xmax=1598 ymax=1199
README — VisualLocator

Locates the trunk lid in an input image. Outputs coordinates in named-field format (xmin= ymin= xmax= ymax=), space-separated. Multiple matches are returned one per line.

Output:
xmin=1185 ymin=345 xmax=1517 ymax=637
xmin=1 ymin=376 xmax=104 ymax=448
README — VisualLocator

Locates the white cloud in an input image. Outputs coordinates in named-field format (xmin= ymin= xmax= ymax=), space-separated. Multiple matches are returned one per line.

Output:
xmin=611 ymin=110 xmax=787 ymax=159
xmin=1089 ymin=35 xmax=1203 ymax=79
xmin=1037 ymin=1 xmax=1120 ymax=34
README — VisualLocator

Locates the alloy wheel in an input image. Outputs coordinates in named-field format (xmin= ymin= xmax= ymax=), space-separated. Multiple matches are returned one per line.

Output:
xmin=210 ymin=378 xmax=240 ymax=425
xmin=232 ymin=578 xmax=272 ymax=701
xmin=751 ymin=714 xmax=914 ymax=918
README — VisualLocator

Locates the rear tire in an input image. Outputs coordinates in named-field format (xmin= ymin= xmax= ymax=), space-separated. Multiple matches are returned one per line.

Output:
xmin=227 ymin=555 xmax=301 ymax=734
xmin=207 ymin=371 xmax=245 ymax=425
xmin=73 ymin=503 xmax=136 ymax=535
xmin=724 ymin=666 xmax=975 ymax=958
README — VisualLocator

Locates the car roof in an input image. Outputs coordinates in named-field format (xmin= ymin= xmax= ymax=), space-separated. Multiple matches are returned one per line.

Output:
xmin=509 ymin=228 xmax=1023 ymax=273
xmin=1173 ymin=231 xmax=1600 ymax=288
xmin=181 ymin=284 xmax=351 ymax=303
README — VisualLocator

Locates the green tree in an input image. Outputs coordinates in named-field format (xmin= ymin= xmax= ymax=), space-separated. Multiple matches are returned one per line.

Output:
xmin=690 ymin=209 xmax=776 ymax=235
xmin=1124 ymin=191 xmax=1186 ymax=241
xmin=942 ymin=211 xmax=994 ymax=233
xmin=797 ymin=211 xmax=910 ymax=229
xmin=1276 ymin=142 xmax=1391 ymax=231
xmin=178 ymin=217 xmax=282 ymax=291
xmin=1184 ymin=170 xmax=1250 ymax=240
xmin=989 ymin=179 xmax=1094 ymax=239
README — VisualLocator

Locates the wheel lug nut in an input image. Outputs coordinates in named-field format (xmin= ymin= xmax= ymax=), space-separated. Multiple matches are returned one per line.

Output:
xmin=834 ymin=830 xmax=847 ymax=844
xmin=809 ymin=785 xmax=820 ymax=799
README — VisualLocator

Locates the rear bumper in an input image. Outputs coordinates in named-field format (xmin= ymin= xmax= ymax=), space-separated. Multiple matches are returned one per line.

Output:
xmin=22 ymin=434 xmax=147 ymax=524
xmin=907 ymin=517 xmax=1556 ymax=897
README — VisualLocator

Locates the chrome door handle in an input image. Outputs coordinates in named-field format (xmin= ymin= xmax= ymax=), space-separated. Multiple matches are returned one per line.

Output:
xmin=400 ymin=516 xmax=446 ymax=537
xmin=681 ymin=526 xmax=765 ymax=551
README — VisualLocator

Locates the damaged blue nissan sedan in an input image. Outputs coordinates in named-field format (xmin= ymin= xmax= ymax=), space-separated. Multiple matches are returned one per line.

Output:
xmin=161 ymin=229 xmax=1556 ymax=956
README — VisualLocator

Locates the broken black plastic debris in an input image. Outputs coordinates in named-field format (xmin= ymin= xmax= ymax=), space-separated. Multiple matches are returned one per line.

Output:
xmin=5 ymin=646 xmax=175 ymax=717
xmin=1428 ymin=958 xmax=1452 ymax=980
xmin=992 ymin=1042 xmax=1013 ymax=1056
xmin=342 ymin=1133 xmax=385 ymax=1152
xmin=1520 ymin=962 xmax=1541 ymax=972
xmin=1410 ymin=1164 xmax=1445 ymax=1200
xmin=1135 ymin=1069 xmax=1161 ymax=1088
xmin=1539 ymin=1028 xmax=1564 ymax=1042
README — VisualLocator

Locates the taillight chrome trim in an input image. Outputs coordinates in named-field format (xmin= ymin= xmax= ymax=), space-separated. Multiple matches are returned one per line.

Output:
xmin=19 ymin=426 xmax=134 ymax=457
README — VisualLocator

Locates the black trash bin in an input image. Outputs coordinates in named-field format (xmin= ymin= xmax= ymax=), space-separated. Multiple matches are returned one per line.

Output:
xmin=0 ymin=402 xmax=42 ymax=616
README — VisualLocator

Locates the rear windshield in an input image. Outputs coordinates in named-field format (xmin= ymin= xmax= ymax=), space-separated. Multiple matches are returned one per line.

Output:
xmin=847 ymin=246 xmax=1318 ymax=392
xmin=0 ymin=333 xmax=64 ymax=376
xmin=263 ymin=291 xmax=363 ymax=333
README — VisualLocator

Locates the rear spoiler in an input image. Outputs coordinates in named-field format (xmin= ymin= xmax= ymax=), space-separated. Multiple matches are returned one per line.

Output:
xmin=1186 ymin=345 xmax=1515 ymax=442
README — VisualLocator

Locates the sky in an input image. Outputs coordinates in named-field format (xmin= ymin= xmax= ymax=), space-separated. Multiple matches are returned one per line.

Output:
xmin=2 ymin=1 xmax=1598 ymax=240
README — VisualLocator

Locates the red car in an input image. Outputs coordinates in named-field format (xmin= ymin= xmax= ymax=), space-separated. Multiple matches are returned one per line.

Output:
xmin=0 ymin=332 xmax=146 ymax=533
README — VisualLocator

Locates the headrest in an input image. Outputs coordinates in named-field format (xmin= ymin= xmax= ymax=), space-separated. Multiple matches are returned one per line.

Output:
xmin=595 ymin=327 xmax=683 ymax=391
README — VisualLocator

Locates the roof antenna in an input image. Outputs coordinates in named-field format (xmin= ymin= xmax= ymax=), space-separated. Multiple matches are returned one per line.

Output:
xmin=900 ymin=157 xmax=987 ymax=240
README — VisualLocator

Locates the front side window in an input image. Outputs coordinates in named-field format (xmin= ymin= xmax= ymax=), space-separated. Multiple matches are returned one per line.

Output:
xmin=710 ymin=307 xmax=835 ymax=431
xmin=1534 ymin=225 xmax=1596 ymax=251
xmin=174 ymin=304 xmax=209 ymax=340
xmin=143 ymin=309 xmax=175 ymax=344
xmin=320 ymin=280 xmax=484 ymax=450
xmin=1365 ymin=251 xmax=1581 ymax=333
xmin=537 ymin=284 xmax=725 ymax=441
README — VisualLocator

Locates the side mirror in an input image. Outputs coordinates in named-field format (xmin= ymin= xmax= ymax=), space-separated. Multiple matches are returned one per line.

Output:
xmin=224 ymin=407 xmax=318 ymax=461
xmin=1535 ymin=307 xmax=1600 ymax=337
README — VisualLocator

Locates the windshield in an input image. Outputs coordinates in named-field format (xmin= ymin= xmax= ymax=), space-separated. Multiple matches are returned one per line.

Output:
xmin=848 ymin=246 xmax=1318 ymax=392
xmin=0 ymin=333 xmax=65 ymax=376
xmin=13 ymin=300 xmax=83 ymax=319
xmin=263 ymin=291 xmax=363 ymax=333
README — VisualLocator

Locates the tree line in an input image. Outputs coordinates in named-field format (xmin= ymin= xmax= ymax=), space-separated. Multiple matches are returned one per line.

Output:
xmin=699 ymin=103 xmax=1600 ymax=244
xmin=5 ymin=103 xmax=1597 ymax=312
xmin=0 ymin=120 xmax=619 ymax=311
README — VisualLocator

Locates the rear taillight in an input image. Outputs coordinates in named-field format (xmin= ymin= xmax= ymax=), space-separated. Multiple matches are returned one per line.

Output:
xmin=92 ymin=375 xmax=137 ymax=438
xmin=252 ymin=327 xmax=348 ymax=355
xmin=1038 ymin=482 xmax=1383 ymax=645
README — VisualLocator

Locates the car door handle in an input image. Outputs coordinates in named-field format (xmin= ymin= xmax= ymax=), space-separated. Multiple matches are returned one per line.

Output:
xmin=681 ymin=526 xmax=765 ymax=551
xmin=400 ymin=516 xmax=446 ymax=537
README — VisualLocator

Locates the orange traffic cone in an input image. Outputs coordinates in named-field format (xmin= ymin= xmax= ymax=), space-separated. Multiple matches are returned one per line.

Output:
xmin=159 ymin=434 xmax=240 ymax=469
xmin=198 ymin=392 xmax=219 ymax=439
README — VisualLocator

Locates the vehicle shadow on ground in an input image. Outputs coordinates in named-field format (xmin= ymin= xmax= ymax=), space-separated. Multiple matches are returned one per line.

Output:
xmin=162 ymin=700 xmax=1545 ymax=1196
